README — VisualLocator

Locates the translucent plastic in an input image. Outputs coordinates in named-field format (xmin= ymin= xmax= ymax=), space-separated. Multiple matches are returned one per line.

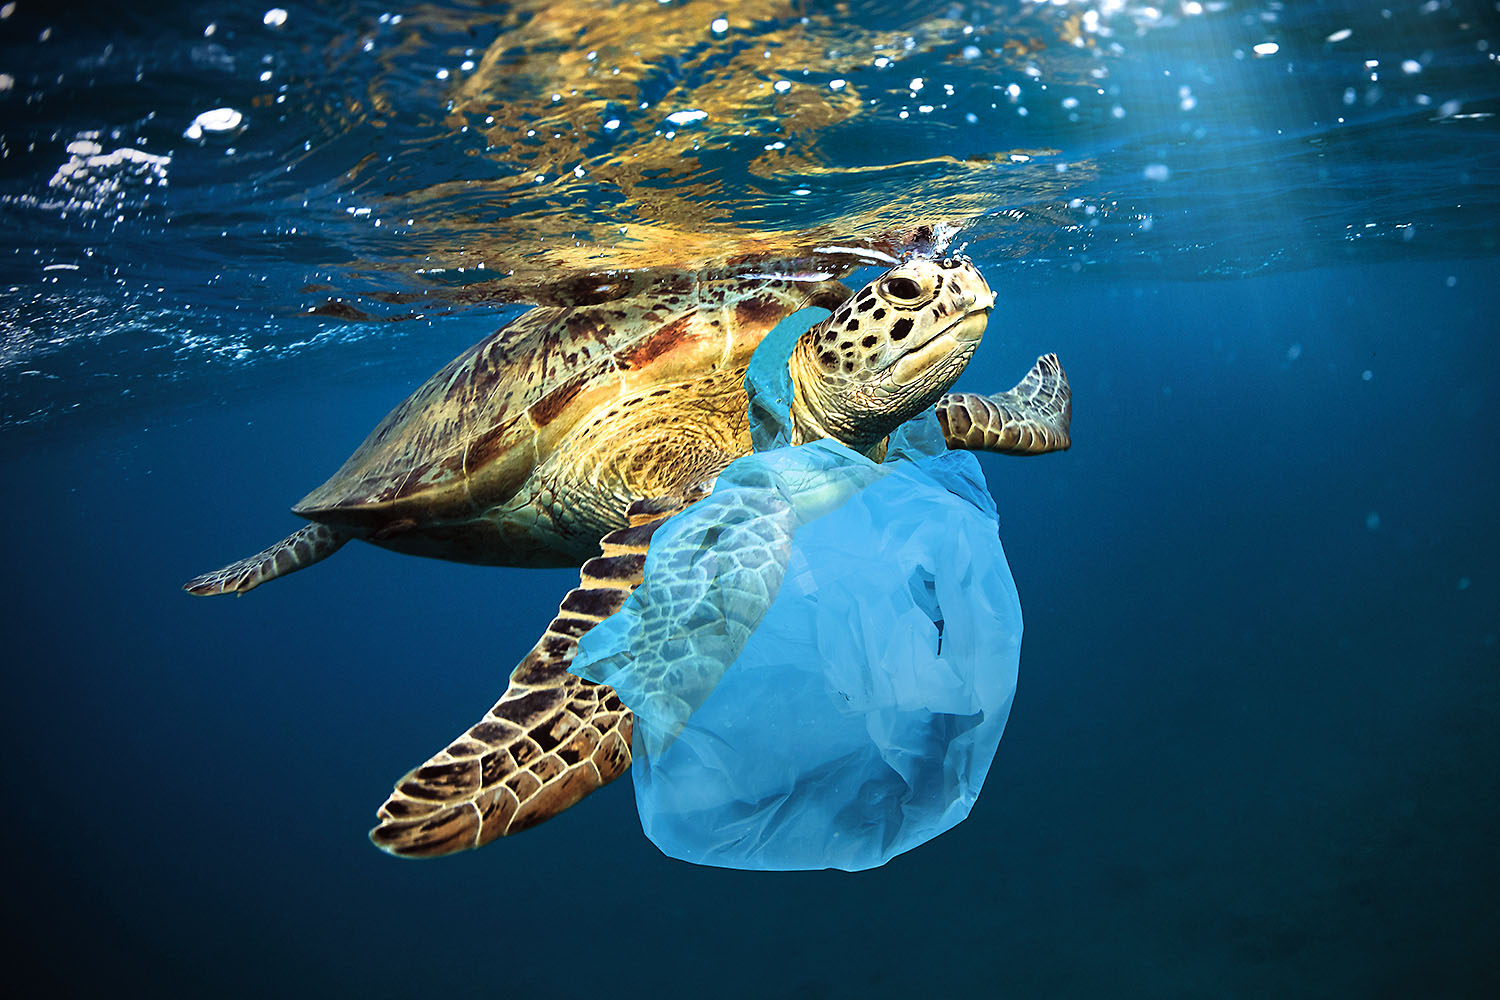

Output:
xmin=570 ymin=307 xmax=1022 ymax=871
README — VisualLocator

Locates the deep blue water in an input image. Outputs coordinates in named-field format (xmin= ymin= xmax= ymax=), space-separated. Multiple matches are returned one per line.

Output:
xmin=4 ymin=1 xmax=1499 ymax=997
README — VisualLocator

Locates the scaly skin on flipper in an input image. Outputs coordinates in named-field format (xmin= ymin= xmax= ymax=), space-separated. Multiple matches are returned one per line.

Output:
xmin=606 ymin=455 xmax=893 ymax=760
xmin=936 ymin=353 xmax=1071 ymax=456
xmin=369 ymin=495 xmax=695 ymax=858
xmin=181 ymin=523 xmax=349 ymax=596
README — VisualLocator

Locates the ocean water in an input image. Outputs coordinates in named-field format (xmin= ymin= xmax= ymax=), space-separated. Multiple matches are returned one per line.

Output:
xmin=3 ymin=1 xmax=1498 ymax=996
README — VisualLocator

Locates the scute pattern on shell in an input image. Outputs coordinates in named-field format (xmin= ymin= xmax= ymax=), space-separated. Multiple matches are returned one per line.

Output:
xmin=293 ymin=279 xmax=845 ymax=526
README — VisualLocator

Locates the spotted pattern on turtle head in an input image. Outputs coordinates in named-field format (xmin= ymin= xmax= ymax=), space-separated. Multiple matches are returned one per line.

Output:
xmin=808 ymin=256 xmax=993 ymax=377
xmin=787 ymin=256 xmax=995 ymax=451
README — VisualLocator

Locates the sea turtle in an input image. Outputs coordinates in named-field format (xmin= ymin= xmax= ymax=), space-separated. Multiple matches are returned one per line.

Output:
xmin=185 ymin=256 xmax=1071 ymax=857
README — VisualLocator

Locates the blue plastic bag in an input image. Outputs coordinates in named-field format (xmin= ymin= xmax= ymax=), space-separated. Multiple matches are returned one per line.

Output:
xmin=570 ymin=307 xmax=1022 ymax=871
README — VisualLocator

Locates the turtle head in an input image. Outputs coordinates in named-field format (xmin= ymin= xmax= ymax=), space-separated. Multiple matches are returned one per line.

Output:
xmin=786 ymin=256 xmax=993 ymax=452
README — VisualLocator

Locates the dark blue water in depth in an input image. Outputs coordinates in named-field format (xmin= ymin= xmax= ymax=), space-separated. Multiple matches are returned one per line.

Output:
xmin=4 ymin=1 xmax=1498 ymax=997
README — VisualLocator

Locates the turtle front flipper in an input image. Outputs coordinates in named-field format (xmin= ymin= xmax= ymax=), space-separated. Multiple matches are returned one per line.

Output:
xmin=182 ymin=523 xmax=350 ymax=596
xmin=937 ymin=353 xmax=1072 ymax=455
xmin=368 ymin=496 xmax=693 ymax=859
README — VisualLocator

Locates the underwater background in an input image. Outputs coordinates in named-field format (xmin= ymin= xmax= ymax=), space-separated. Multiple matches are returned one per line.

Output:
xmin=3 ymin=0 xmax=1497 ymax=996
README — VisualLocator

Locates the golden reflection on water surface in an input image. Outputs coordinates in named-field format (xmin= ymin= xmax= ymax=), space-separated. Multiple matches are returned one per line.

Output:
xmin=331 ymin=0 xmax=1105 ymax=303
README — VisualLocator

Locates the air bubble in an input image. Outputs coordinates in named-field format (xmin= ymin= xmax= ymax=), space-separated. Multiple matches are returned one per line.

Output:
xmin=184 ymin=108 xmax=244 ymax=140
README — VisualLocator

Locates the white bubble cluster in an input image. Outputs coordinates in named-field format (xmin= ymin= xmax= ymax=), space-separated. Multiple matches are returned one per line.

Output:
xmin=44 ymin=135 xmax=171 ymax=219
xmin=184 ymin=107 xmax=244 ymax=140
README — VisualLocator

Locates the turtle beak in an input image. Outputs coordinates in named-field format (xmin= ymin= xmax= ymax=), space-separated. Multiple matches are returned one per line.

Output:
xmin=891 ymin=308 xmax=988 ymax=385
xmin=948 ymin=305 xmax=990 ymax=344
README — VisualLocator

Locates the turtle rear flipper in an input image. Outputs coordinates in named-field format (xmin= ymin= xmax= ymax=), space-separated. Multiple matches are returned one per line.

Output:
xmin=937 ymin=352 xmax=1072 ymax=455
xmin=182 ymin=523 xmax=350 ymax=596
xmin=369 ymin=496 xmax=693 ymax=859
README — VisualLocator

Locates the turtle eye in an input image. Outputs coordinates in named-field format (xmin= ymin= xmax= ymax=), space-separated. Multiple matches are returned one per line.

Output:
xmin=880 ymin=274 xmax=925 ymax=303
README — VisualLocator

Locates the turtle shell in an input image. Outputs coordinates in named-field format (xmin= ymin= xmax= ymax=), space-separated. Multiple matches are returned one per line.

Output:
xmin=293 ymin=277 xmax=851 ymax=532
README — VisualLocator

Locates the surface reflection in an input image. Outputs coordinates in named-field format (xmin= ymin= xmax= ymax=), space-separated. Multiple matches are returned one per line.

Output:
xmin=335 ymin=0 xmax=1103 ymax=295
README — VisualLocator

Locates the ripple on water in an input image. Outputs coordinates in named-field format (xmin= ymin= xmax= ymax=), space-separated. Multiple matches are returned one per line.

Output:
xmin=0 ymin=0 xmax=1496 ymax=427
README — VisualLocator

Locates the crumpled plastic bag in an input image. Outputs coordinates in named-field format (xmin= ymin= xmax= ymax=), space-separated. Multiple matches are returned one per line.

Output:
xmin=569 ymin=306 xmax=1022 ymax=871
